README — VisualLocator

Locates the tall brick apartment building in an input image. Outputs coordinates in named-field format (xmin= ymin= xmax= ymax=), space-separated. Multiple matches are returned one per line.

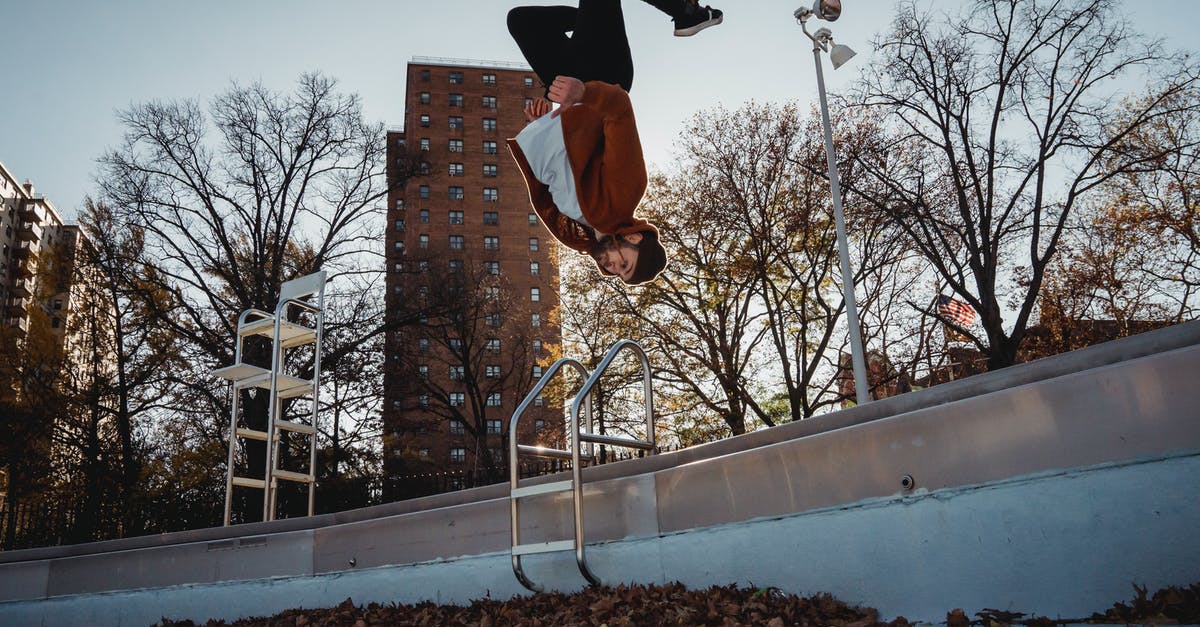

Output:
xmin=383 ymin=58 xmax=564 ymax=492
xmin=0 ymin=162 xmax=83 ymax=352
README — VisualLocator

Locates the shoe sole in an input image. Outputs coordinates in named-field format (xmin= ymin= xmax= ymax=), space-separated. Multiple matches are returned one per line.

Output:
xmin=674 ymin=14 xmax=723 ymax=37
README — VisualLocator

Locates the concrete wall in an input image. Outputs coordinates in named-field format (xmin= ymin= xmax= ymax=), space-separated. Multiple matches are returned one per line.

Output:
xmin=2 ymin=322 xmax=1199 ymax=625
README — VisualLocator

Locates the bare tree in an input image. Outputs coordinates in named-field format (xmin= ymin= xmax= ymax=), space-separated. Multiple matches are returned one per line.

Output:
xmin=852 ymin=0 xmax=1199 ymax=369
xmin=390 ymin=251 xmax=542 ymax=484
xmin=98 ymin=72 xmax=411 ymax=521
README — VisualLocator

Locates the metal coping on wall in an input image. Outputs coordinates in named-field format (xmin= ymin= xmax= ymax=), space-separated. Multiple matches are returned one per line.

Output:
xmin=409 ymin=56 xmax=532 ymax=71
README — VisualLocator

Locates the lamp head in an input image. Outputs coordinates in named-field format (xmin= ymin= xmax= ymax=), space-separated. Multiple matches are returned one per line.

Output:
xmin=830 ymin=43 xmax=857 ymax=69
xmin=813 ymin=0 xmax=842 ymax=21
xmin=796 ymin=0 xmax=842 ymax=22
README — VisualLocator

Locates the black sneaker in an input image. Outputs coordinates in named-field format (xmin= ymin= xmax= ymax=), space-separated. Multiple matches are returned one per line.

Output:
xmin=673 ymin=3 xmax=723 ymax=37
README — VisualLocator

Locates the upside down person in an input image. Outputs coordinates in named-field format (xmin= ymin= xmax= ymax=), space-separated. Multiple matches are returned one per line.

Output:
xmin=506 ymin=0 xmax=722 ymax=285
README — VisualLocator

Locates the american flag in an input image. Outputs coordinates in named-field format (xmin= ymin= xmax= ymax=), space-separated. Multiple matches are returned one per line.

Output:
xmin=937 ymin=294 xmax=976 ymax=327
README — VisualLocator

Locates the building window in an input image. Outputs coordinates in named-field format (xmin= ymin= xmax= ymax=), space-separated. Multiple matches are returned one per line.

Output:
xmin=483 ymin=188 xmax=499 ymax=201
xmin=418 ymin=161 xmax=431 ymax=175
xmin=486 ymin=392 xmax=501 ymax=407
xmin=528 ymin=237 xmax=539 ymax=251
xmin=419 ymin=209 xmax=430 ymax=223
xmin=420 ymin=394 xmax=429 ymax=407
xmin=528 ymin=213 xmax=539 ymax=226
xmin=419 ymin=338 xmax=429 ymax=352
xmin=449 ymin=259 xmax=464 ymax=273
xmin=450 ymin=448 xmax=466 ymax=463
xmin=420 ymin=92 xmax=430 ymax=104
xmin=449 ymin=71 xmax=463 ymax=84
xmin=449 ymin=210 xmax=464 ymax=224
xmin=418 ymin=364 xmax=429 ymax=379
xmin=418 ymin=260 xmax=429 ymax=273
xmin=421 ymin=69 xmax=431 ymax=82
xmin=482 ymin=118 xmax=497 ymax=132
xmin=486 ymin=365 xmax=501 ymax=378
xmin=486 ymin=313 xmax=501 ymax=327
xmin=482 ymin=164 xmax=498 ymax=178
xmin=419 ymin=114 xmax=430 ymax=127
xmin=394 ymin=242 xmax=404 ymax=255
xmin=394 ymin=198 xmax=405 ymax=210
xmin=394 ymin=219 xmax=405 ymax=232
xmin=448 ymin=186 xmax=464 ymax=200
xmin=482 ymin=73 xmax=496 ymax=85
xmin=524 ymin=76 xmax=534 ymax=87
xmin=483 ymin=140 xmax=497 ymax=154
xmin=483 ymin=211 xmax=499 ymax=225
xmin=487 ymin=419 xmax=502 ymax=435
xmin=534 ymin=395 xmax=545 ymax=407
xmin=393 ymin=263 xmax=403 ymax=273
xmin=482 ymin=95 xmax=497 ymax=109
xmin=419 ymin=448 xmax=430 ymax=458
xmin=449 ymin=392 xmax=465 ymax=406
xmin=532 ymin=365 xmax=543 ymax=379
xmin=532 ymin=339 xmax=543 ymax=353
xmin=419 ymin=138 xmax=430 ymax=151
xmin=419 ymin=234 xmax=429 ymax=249
xmin=485 ymin=286 xmax=500 ymax=301
xmin=419 ymin=185 xmax=430 ymax=199
xmin=484 ymin=261 xmax=500 ymax=275
xmin=449 ymin=116 xmax=462 ymax=129
xmin=534 ymin=419 xmax=545 ymax=433
xmin=531 ymin=313 xmax=541 ymax=327
xmin=450 ymin=420 xmax=465 ymax=435
xmin=530 ymin=261 xmax=540 ymax=276
xmin=51 ymin=317 xmax=61 ymax=329
xmin=531 ymin=287 xmax=541 ymax=302
xmin=448 ymin=139 xmax=463 ymax=152
xmin=483 ymin=236 xmax=499 ymax=250
xmin=449 ymin=163 xmax=464 ymax=177
xmin=449 ymin=235 xmax=464 ymax=249
xmin=525 ymin=97 xmax=534 ymax=108
xmin=486 ymin=338 xmax=500 ymax=353
xmin=449 ymin=364 xmax=465 ymax=381
xmin=449 ymin=93 xmax=463 ymax=107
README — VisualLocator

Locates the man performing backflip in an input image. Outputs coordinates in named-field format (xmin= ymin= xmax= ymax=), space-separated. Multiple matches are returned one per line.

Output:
xmin=506 ymin=0 xmax=721 ymax=285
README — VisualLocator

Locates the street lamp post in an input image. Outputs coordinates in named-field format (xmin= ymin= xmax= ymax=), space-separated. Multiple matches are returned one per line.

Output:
xmin=795 ymin=0 xmax=872 ymax=405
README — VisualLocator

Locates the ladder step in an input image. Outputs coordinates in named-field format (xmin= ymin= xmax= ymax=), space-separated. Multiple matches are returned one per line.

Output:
xmin=517 ymin=444 xmax=594 ymax=462
xmin=512 ymin=480 xmax=573 ymax=499
xmin=235 ymin=427 xmax=268 ymax=441
xmin=579 ymin=432 xmax=654 ymax=450
xmin=512 ymin=540 xmax=575 ymax=556
xmin=273 ymin=469 xmax=314 ymax=483
xmin=274 ymin=419 xmax=316 ymax=435
xmin=231 ymin=477 xmax=266 ymax=489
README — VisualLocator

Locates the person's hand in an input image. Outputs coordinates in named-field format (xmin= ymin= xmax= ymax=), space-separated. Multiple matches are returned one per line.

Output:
xmin=548 ymin=76 xmax=585 ymax=117
xmin=523 ymin=97 xmax=552 ymax=122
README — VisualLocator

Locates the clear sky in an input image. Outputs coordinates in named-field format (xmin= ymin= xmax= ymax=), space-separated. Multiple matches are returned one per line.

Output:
xmin=2 ymin=0 xmax=1197 ymax=221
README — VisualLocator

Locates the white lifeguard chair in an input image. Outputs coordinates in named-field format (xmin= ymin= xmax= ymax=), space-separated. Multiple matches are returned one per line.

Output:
xmin=212 ymin=271 xmax=326 ymax=524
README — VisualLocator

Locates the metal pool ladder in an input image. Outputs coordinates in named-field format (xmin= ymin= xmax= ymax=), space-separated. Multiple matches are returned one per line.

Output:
xmin=508 ymin=340 xmax=656 ymax=592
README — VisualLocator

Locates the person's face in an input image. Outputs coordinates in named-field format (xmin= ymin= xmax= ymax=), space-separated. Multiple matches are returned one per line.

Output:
xmin=593 ymin=232 xmax=643 ymax=283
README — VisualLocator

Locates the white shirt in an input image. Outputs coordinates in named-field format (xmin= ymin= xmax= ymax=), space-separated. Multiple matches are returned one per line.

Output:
xmin=514 ymin=112 xmax=588 ymax=227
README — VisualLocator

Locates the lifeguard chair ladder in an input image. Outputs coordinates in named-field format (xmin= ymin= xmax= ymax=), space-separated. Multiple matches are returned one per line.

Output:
xmin=212 ymin=271 xmax=326 ymax=524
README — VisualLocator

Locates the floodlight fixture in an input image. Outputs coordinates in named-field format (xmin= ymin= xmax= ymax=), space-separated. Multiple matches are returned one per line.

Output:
xmin=794 ymin=0 xmax=842 ymax=22
xmin=830 ymin=43 xmax=857 ymax=69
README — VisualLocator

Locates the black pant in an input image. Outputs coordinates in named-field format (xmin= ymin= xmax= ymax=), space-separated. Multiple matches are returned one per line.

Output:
xmin=508 ymin=0 xmax=690 ymax=94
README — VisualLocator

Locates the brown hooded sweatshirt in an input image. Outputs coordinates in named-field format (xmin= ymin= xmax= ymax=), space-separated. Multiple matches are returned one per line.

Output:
xmin=507 ymin=81 xmax=657 ymax=254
